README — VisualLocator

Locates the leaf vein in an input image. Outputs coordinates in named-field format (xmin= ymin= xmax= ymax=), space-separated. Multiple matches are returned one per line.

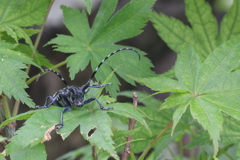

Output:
xmin=198 ymin=42 xmax=240 ymax=93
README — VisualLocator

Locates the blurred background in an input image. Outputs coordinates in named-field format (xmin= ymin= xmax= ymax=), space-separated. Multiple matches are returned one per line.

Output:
xmin=14 ymin=0 xmax=232 ymax=159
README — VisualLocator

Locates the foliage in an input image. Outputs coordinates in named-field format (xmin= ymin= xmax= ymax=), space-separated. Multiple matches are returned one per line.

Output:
xmin=0 ymin=0 xmax=155 ymax=160
xmin=130 ymin=39 xmax=240 ymax=158
xmin=0 ymin=45 xmax=35 ymax=107
xmin=1 ymin=0 xmax=240 ymax=160
xmin=0 ymin=0 xmax=48 ymax=107
xmin=46 ymin=0 xmax=155 ymax=97
xmin=133 ymin=0 xmax=240 ymax=159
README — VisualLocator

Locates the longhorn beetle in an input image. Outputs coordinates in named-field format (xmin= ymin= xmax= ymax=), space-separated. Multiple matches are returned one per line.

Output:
xmin=35 ymin=48 xmax=140 ymax=130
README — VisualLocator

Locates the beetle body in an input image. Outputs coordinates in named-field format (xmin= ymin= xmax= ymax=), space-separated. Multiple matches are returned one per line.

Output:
xmin=35 ymin=48 xmax=139 ymax=129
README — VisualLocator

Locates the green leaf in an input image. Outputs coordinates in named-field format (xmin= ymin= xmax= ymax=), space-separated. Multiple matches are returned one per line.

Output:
xmin=128 ymin=107 xmax=183 ymax=154
xmin=128 ymin=75 xmax=188 ymax=93
xmin=0 ymin=155 xmax=5 ymax=159
xmin=150 ymin=0 xmax=225 ymax=59
xmin=64 ymin=108 xmax=116 ymax=160
xmin=0 ymin=0 xmax=48 ymax=27
xmin=57 ymin=95 xmax=149 ymax=159
xmin=6 ymin=108 xmax=58 ymax=154
xmin=112 ymin=128 xmax=140 ymax=142
xmin=0 ymin=136 xmax=7 ymax=142
xmin=97 ymin=64 xmax=122 ymax=98
xmin=10 ymin=144 xmax=47 ymax=160
xmin=75 ymin=108 xmax=118 ymax=159
xmin=46 ymin=0 xmax=156 ymax=97
xmin=22 ymin=28 xmax=40 ymax=37
xmin=56 ymin=145 xmax=92 ymax=160
xmin=0 ymin=0 xmax=49 ymax=50
xmin=160 ymin=67 xmax=176 ymax=79
xmin=0 ymin=41 xmax=40 ymax=107
xmin=195 ymin=151 xmax=210 ymax=160
xmin=171 ymin=100 xmax=190 ymax=135
xmin=150 ymin=12 xmax=199 ymax=55
xmin=107 ymin=103 xmax=151 ymax=135
xmin=185 ymin=117 xmax=240 ymax=149
xmin=118 ymin=91 xmax=163 ymax=109
xmin=190 ymin=98 xmax=223 ymax=156
xmin=160 ymin=93 xmax=191 ymax=110
xmin=0 ymin=41 xmax=38 ymax=66
xmin=184 ymin=131 xmax=211 ymax=148
xmin=84 ymin=0 xmax=92 ymax=14
xmin=153 ymin=130 xmax=182 ymax=160
xmin=174 ymin=44 xmax=201 ymax=92
xmin=0 ymin=24 xmax=33 ymax=51
xmin=15 ymin=44 xmax=53 ymax=68
xmin=89 ymin=0 xmax=154 ymax=44
xmin=220 ymin=117 xmax=240 ymax=145
xmin=115 ymin=91 xmax=187 ymax=154
xmin=36 ymin=101 xmax=119 ymax=159
xmin=7 ymin=88 xmax=148 ymax=159
xmin=185 ymin=0 xmax=218 ymax=55
xmin=0 ymin=59 xmax=34 ymax=107
xmin=237 ymin=143 xmax=240 ymax=160
xmin=219 ymin=0 xmax=240 ymax=43
xmin=0 ymin=110 xmax=37 ymax=128
xmin=194 ymin=37 xmax=240 ymax=93
xmin=129 ymin=36 xmax=240 ymax=158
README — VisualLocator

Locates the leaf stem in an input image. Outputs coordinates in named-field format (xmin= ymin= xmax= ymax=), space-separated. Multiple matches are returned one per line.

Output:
xmin=218 ymin=144 xmax=234 ymax=160
xmin=187 ymin=126 xmax=198 ymax=137
xmin=26 ymin=0 xmax=55 ymax=74
xmin=138 ymin=121 xmax=173 ymax=160
xmin=2 ymin=95 xmax=11 ymax=119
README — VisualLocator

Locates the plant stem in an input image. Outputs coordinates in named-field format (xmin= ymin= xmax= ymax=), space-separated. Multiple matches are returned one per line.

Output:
xmin=26 ymin=60 xmax=68 ymax=85
xmin=26 ymin=0 xmax=55 ymax=75
xmin=2 ymin=96 xmax=11 ymax=119
xmin=12 ymin=100 xmax=20 ymax=117
xmin=138 ymin=121 xmax=173 ymax=160
xmin=12 ymin=0 xmax=55 ymax=117
xmin=179 ymin=138 xmax=183 ymax=159
xmin=121 ymin=92 xmax=138 ymax=160
xmin=187 ymin=126 xmax=197 ymax=160
xmin=92 ymin=145 xmax=98 ymax=160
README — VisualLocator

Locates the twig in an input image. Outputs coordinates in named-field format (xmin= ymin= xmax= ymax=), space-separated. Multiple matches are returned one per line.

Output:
xmin=121 ymin=92 xmax=138 ymax=160
xmin=92 ymin=145 xmax=98 ymax=160
xmin=1 ymin=95 xmax=11 ymax=120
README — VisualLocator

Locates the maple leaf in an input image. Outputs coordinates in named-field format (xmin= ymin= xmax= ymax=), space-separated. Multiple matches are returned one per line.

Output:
xmin=46 ymin=0 xmax=156 ymax=97
xmin=151 ymin=0 xmax=240 ymax=59
xmin=129 ymin=36 xmax=240 ymax=158
xmin=5 ymin=88 xmax=150 ymax=159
